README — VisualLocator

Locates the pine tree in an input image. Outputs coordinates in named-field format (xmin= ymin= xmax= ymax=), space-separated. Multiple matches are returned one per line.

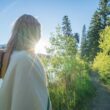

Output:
xmin=85 ymin=0 xmax=110 ymax=61
xmin=98 ymin=0 xmax=110 ymax=27
xmin=80 ymin=25 xmax=87 ymax=58
xmin=62 ymin=15 xmax=73 ymax=36
xmin=74 ymin=33 xmax=80 ymax=43
xmin=82 ymin=25 xmax=86 ymax=40
xmin=61 ymin=15 xmax=77 ymax=55
xmin=62 ymin=15 xmax=79 ymax=44
xmin=86 ymin=11 xmax=102 ymax=61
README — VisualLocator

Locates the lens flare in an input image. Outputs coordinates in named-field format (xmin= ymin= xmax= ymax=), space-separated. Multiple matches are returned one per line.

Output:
xmin=34 ymin=38 xmax=49 ymax=54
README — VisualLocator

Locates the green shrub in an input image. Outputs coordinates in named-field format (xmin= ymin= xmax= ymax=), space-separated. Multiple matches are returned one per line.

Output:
xmin=40 ymin=25 xmax=95 ymax=110
xmin=93 ymin=26 xmax=110 ymax=83
xmin=47 ymin=57 xmax=95 ymax=110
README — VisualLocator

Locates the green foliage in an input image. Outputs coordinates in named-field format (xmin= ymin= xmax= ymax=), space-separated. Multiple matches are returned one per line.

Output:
xmin=99 ymin=26 xmax=110 ymax=53
xmin=47 ymin=56 xmax=95 ymax=110
xmin=93 ymin=53 xmax=110 ymax=79
xmin=47 ymin=25 xmax=77 ymax=57
xmin=62 ymin=15 xmax=79 ymax=43
xmin=81 ymin=25 xmax=87 ymax=58
xmin=85 ymin=11 xmax=102 ymax=61
xmin=98 ymin=0 xmax=110 ymax=27
xmin=85 ymin=0 xmax=110 ymax=61
xmin=74 ymin=33 xmax=80 ymax=43
xmin=62 ymin=15 xmax=73 ymax=37
xmin=41 ymin=24 xmax=95 ymax=110
xmin=93 ymin=26 xmax=110 ymax=83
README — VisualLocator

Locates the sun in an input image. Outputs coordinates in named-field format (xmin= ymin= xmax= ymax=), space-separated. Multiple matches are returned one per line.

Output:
xmin=34 ymin=38 xmax=49 ymax=54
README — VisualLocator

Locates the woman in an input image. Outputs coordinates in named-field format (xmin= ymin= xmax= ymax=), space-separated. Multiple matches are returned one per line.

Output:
xmin=0 ymin=14 xmax=52 ymax=110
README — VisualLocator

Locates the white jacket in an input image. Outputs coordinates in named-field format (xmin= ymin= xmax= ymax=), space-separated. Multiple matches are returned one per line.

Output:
xmin=0 ymin=51 xmax=52 ymax=110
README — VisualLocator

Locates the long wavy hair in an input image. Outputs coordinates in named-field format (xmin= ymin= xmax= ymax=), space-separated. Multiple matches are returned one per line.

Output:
xmin=0 ymin=14 xmax=41 ymax=78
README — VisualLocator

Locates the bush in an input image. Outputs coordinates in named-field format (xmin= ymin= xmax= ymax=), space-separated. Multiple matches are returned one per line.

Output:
xmin=93 ymin=26 xmax=110 ymax=83
xmin=93 ymin=53 xmax=110 ymax=79
xmin=47 ymin=56 xmax=95 ymax=110
xmin=40 ymin=25 xmax=95 ymax=110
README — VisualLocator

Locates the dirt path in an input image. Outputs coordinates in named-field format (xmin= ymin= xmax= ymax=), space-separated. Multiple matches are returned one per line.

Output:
xmin=89 ymin=72 xmax=110 ymax=110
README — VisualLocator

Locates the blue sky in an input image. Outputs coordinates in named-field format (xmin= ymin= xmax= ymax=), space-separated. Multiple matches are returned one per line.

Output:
xmin=0 ymin=0 xmax=100 ymax=44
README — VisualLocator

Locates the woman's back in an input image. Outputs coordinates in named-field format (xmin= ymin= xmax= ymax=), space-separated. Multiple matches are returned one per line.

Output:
xmin=0 ymin=51 xmax=50 ymax=110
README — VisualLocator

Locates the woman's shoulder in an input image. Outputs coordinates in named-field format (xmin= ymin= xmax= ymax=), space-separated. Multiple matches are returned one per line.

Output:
xmin=11 ymin=50 xmax=32 ymax=64
xmin=10 ymin=50 xmax=44 ymax=71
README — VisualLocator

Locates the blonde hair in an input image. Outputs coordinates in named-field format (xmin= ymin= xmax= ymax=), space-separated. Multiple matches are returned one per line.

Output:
xmin=7 ymin=14 xmax=41 ymax=51
xmin=0 ymin=14 xmax=41 ymax=78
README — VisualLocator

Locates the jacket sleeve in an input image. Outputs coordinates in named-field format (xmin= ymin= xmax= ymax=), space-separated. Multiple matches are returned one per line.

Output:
xmin=11 ymin=56 xmax=49 ymax=110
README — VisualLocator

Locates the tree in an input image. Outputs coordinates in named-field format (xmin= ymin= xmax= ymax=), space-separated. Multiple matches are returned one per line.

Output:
xmin=62 ymin=15 xmax=73 ymax=37
xmin=47 ymin=25 xmax=77 ymax=57
xmin=62 ymin=15 xmax=78 ymax=55
xmin=98 ymin=0 xmax=110 ymax=27
xmin=93 ymin=26 xmax=110 ymax=81
xmin=85 ymin=0 xmax=110 ymax=61
xmin=80 ymin=25 xmax=87 ymax=58
xmin=86 ymin=11 xmax=102 ymax=61
xmin=45 ymin=25 xmax=95 ymax=110
xmin=62 ymin=15 xmax=79 ymax=44
xmin=74 ymin=33 xmax=80 ymax=43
